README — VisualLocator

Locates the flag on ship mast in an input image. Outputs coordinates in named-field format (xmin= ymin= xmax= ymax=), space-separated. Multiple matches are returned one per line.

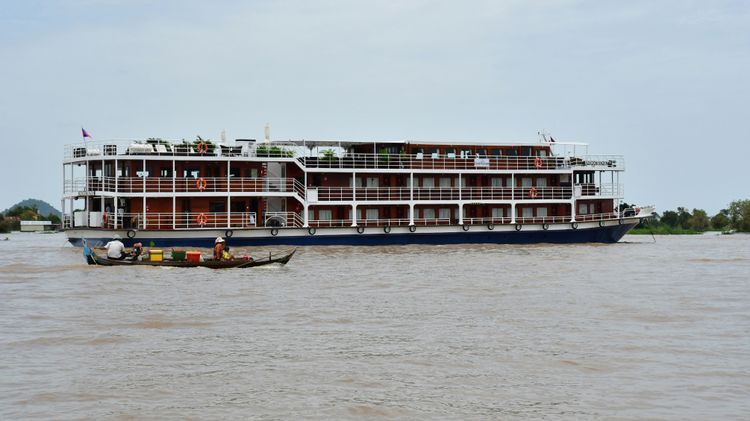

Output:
xmin=81 ymin=127 xmax=92 ymax=140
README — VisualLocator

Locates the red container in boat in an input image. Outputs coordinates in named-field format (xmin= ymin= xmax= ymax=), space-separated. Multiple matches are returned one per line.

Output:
xmin=186 ymin=251 xmax=201 ymax=263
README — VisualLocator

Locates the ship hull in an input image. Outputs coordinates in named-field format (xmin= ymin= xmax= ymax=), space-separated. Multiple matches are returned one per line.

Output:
xmin=67 ymin=219 xmax=639 ymax=248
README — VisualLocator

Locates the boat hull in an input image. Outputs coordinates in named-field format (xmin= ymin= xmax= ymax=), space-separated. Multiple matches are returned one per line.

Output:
xmin=67 ymin=219 xmax=639 ymax=248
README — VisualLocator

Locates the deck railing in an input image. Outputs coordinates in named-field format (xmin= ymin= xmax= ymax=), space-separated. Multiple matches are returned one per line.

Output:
xmin=67 ymin=177 xmax=305 ymax=197
xmin=98 ymin=212 xmax=257 ymax=230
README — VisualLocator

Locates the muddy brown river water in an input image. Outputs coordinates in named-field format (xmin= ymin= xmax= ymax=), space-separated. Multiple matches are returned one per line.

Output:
xmin=1 ymin=233 xmax=749 ymax=420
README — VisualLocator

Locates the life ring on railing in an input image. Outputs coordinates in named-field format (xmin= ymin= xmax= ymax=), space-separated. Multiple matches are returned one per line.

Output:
xmin=197 ymin=142 xmax=208 ymax=154
xmin=102 ymin=212 xmax=109 ymax=226
xmin=409 ymin=225 xmax=417 ymax=233
xmin=488 ymin=224 xmax=494 ymax=230
xmin=542 ymin=223 xmax=550 ymax=231
xmin=515 ymin=224 xmax=522 ymax=231
xmin=383 ymin=225 xmax=391 ymax=234
xmin=196 ymin=177 xmax=207 ymax=191
xmin=270 ymin=228 xmax=279 ymax=236
xmin=308 ymin=227 xmax=316 ymax=235
xmin=225 ymin=230 xmax=233 ymax=238
xmin=127 ymin=229 xmax=136 ymax=239
xmin=599 ymin=220 xmax=605 ymax=227
xmin=529 ymin=187 xmax=538 ymax=199
xmin=356 ymin=226 xmax=365 ymax=234
xmin=196 ymin=213 xmax=208 ymax=226
xmin=534 ymin=156 xmax=543 ymax=169
xmin=618 ymin=218 xmax=624 ymax=225
xmin=571 ymin=222 xmax=579 ymax=230
xmin=462 ymin=225 xmax=470 ymax=232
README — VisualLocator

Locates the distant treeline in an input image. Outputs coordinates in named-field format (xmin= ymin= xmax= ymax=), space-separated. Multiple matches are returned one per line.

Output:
xmin=628 ymin=199 xmax=750 ymax=234
xmin=0 ymin=205 xmax=62 ymax=233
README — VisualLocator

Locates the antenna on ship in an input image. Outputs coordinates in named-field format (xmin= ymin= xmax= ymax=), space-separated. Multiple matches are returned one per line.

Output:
xmin=264 ymin=123 xmax=270 ymax=143
xmin=220 ymin=129 xmax=226 ymax=145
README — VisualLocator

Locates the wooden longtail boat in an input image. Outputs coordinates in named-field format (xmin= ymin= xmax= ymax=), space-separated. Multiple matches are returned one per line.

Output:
xmin=82 ymin=241 xmax=295 ymax=269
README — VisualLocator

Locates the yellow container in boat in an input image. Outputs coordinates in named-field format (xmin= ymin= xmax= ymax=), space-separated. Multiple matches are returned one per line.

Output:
xmin=149 ymin=249 xmax=163 ymax=262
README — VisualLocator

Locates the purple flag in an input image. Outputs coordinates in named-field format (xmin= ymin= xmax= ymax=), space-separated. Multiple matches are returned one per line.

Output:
xmin=82 ymin=128 xmax=92 ymax=139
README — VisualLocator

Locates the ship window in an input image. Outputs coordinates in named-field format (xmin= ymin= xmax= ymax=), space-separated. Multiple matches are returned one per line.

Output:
xmin=209 ymin=201 xmax=226 ymax=212
xmin=537 ymin=207 xmax=548 ymax=217
xmin=422 ymin=177 xmax=434 ymax=188
xmin=476 ymin=149 xmax=487 ymax=157
xmin=521 ymin=177 xmax=533 ymax=187
xmin=461 ymin=150 xmax=472 ymax=159
xmin=505 ymin=148 xmax=517 ymax=156
xmin=536 ymin=177 xmax=547 ymax=187
xmin=319 ymin=209 xmax=332 ymax=220
xmin=250 ymin=168 xmax=258 ymax=178
xmin=492 ymin=208 xmax=505 ymax=218
xmin=522 ymin=207 xmax=533 ymax=218
xmin=439 ymin=208 xmax=451 ymax=219
xmin=440 ymin=177 xmax=451 ymax=187
xmin=491 ymin=149 xmax=503 ymax=156
xmin=366 ymin=177 xmax=379 ymax=187
xmin=589 ymin=203 xmax=597 ymax=214
xmin=446 ymin=148 xmax=456 ymax=158
xmin=229 ymin=167 xmax=241 ymax=177
xmin=461 ymin=177 xmax=467 ymax=187
xmin=538 ymin=150 xmax=548 ymax=157
xmin=491 ymin=177 xmax=503 ymax=187
xmin=578 ymin=203 xmax=588 ymax=215
xmin=366 ymin=208 xmax=379 ymax=220
xmin=423 ymin=208 xmax=435 ymax=219
xmin=521 ymin=147 xmax=532 ymax=156
xmin=159 ymin=169 xmax=172 ymax=178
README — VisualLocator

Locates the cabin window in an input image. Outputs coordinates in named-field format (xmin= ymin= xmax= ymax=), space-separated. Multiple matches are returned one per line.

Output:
xmin=491 ymin=177 xmax=503 ymax=187
xmin=521 ymin=147 xmax=532 ymax=156
xmin=423 ymin=208 xmax=435 ymax=219
xmin=366 ymin=177 xmax=379 ymax=187
xmin=537 ymin=207 xmax=548 ymax=217
xmin=365 ymin=208 xmax=379 ymax=220
xmin=522 ymin=207 xmax=533 ymax=218
xmin=422 ymin=177 xmax=435 ymax=188
xmin=492 ymin=208 xmax=505 ymax=218
xmin=560 ymin=174 xmax=570 ymax=184
xmin=440 ymin=177 xmax=452 ymax=188
xmin=538 ymin=150 xmax=548 ymax=157
xmin=521 ymin=177 xmax=533 ymax=187
xmin=446 ymin=148 xmax=456 ymax=158
xmin=229 ymin=166 xmax=241 ymax=177
xmin=491 ymin=149 xmax=503 ymax=156
xmin=476 ymin=149 xmax=487 ymax=157
xmin=209 ymin=201 xmax=226 ymax=213
xmin=505 ymin=148 xmax=517 ymax=156
xmin=159 ymin=169 xmax=172 ymax=178
xmin=439 ymin=208 xmax=451 ymax=219
xmin=249 ymin=168 xmax=258 ymax=178
xmin=461 ymin=177 xmax=467 ymax=187
xmin=578 ymin=203 xmax=588 ymax=215
xmin=589 ymin=203 xmax=597 ymax=214
xmin=536 ymin=177 xmax=547 ymax=187
xmin=319 ymin=209 xmax=332 ymax=220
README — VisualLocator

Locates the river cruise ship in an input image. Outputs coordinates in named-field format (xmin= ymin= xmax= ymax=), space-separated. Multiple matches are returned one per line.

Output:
xmin=62 ymin=135 xmax=652 ymax=247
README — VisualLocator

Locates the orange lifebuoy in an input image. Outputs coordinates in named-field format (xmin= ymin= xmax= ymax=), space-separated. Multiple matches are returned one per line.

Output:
xmin=197 ymin=213 xmax=208 ymax=226
xmin=102 ymin=212 xmax=109 ymax=225
xmin=529 ymin=187 xmax=538 ymax=199
xmin=196 ymin=177 xmax=207 ymax=191
xmin=197 ymin=142 xmax=208 ymax=154
xmin=534 ymin=156 xmax=543 ymax=169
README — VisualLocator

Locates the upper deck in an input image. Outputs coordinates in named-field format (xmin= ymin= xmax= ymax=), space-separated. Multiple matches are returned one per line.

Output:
xmin=63 ymin=138 xmax=625 ymax=172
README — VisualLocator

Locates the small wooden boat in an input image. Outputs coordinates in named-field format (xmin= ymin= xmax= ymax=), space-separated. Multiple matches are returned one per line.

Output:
xmin=82 ymin=241 xmax=295 ymax=269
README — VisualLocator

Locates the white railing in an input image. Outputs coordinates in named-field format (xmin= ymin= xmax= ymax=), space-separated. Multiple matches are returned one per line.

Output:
xmin=96 ymin=212 xmax=257 ymax=230
xmin=66 ymin=177 xmax=305 ymax=197
xmin=463 ymin=217 xmax=513 ymax=225
xmin=64 ymin=140 xmax=251 ymax=160
xmin=308 ymin=219 xmax=353 ymax=228
xmin=357 ymin=218 xmax=411 ymax=227
xmin=264 ymin=212 xmax=303 ymax=228
xmin=297 ymin=153 xmax=624 ymax=171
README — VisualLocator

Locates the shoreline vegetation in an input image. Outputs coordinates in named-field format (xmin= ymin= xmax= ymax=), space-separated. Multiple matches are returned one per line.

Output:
xmin=625 ymin=200 xmax=750 ymax=235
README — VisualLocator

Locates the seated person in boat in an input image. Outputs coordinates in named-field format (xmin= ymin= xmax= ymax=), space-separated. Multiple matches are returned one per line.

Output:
xmin=214 ymin=237 xmax=227 ymax=260
xmin=104 ymin=234 xmax=126 ymax=260
xmin=130 ymin=242 xmax=143 ymax=259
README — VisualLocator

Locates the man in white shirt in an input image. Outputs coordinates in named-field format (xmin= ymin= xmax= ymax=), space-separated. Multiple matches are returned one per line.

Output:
xmin=105 ymin=235 xmax=126 ymax=260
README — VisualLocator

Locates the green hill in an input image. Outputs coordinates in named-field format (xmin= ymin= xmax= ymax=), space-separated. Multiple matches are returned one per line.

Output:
xmin=2 ymin=198 xmax=61 ymax=218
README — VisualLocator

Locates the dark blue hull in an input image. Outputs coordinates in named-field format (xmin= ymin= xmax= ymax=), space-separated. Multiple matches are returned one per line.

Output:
xmin=68 ymin=223 xmax=637 ymax=248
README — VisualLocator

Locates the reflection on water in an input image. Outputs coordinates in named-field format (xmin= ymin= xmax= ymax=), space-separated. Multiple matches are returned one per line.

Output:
xmin=1 ymin=233 xmax=749 ymax=419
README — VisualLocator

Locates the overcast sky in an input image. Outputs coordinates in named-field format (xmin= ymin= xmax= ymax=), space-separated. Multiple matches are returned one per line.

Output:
xmin=1 ymin=0 xmax=748 ymax=214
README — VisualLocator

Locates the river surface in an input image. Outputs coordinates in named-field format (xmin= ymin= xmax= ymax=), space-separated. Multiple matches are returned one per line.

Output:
xmin=0 ymin=232 xmax=748 ymax=420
